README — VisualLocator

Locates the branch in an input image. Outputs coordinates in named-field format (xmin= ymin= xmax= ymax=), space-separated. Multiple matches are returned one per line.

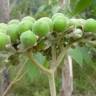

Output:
xmin=48 ymin=72 xmax=56 ymax=96
xmin=54 ymin=38 xmax=85 ymax=71
xmin=0 ymin=69 xmax=3 ymax=74
xmin=51 ymin=45 xmax=57 ymax=69
xmin=2 ymin=72 xmax=25 ymax=96
xmin=1 ymin=59 xmax=28 ymax=96
xmin=27 ymin=51 xmax=52 ymax=75
xmin=84 ymin=40 xmax=96 ymax=46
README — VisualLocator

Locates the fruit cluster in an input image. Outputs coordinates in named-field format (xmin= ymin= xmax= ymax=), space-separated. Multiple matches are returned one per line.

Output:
xmin=0 ymin=13 xmax=95 ymax=51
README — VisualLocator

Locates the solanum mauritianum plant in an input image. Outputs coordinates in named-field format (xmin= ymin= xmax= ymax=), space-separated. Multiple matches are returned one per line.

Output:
xmin=0 ymin=13 xmax=96 ymax=96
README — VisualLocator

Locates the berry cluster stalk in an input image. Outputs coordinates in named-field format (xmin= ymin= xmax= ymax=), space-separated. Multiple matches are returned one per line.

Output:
xmin=49 ymin=72 xmax=56 ymax=96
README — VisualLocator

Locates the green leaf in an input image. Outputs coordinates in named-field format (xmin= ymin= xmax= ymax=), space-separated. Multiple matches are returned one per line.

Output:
xmin=33 ymin=52 xmax=46 ymax=65
xmin=69 ymin=47 xmax=83 ymax=66
xmin=80 ymin=47 xmax=93 ymax=64
xmin=69 ymin=46 xmax=95 ymax=66
xmin=73 ymin=0 xmax=92 ymax=15
xmin=80 ymin=47 xmax=96 ymax=70
xmin=26 ymin=61 xmax=40 ymax=80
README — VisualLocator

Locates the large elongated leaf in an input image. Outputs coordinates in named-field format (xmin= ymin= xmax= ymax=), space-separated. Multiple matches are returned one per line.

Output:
xmin=73 ymin=0 xmax=92 ymax=15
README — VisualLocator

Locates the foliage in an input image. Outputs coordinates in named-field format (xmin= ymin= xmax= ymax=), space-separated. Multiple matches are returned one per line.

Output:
xmin=0 ymin=0 xmax=96 ymax=96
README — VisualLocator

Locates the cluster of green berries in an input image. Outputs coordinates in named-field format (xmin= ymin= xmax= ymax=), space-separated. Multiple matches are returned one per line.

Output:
xmin=0 ymin=13 xmax=95 ymax=50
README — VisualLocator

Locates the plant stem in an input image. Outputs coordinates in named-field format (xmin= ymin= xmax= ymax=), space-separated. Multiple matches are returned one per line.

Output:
xmin=27 ymin=50 xmax=56 ymax=96
xmin=1 ymin=59 xmax=28 ymax=96
xmin=27 ymin=51 xmax=51 ymax=75
xmin=54 ymin=37 xmax=86 ymax=72
xmin=48 ymin=71 xmax=56 ymax=96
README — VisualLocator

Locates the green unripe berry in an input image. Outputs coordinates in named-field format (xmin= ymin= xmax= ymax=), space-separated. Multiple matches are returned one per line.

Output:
xmin=32 ymin=20 xmax=50 ymax=37
xmin=20 ymin=30 xmax=37 ymax=48
xmin=8 ymin=19 xmax=20 ymax=25
xmin=70 ymin=18 xmax=85 ymax=27
xmin=52 ymin=13 xmax=65 ymax=20
xmin=22 ymin=16 xmax=35 ymax=22
xmin=84 ymin=18 xmax=96 ymax=32
xmin=53 ymin=16 xmax=68 ymax=32
xmin=18 ymin=19 xmax=35 ymax=35
xmin=7 ymin=24 xmax=19 ymax=43
xmin=0 ymin=33 xmax=11 ymax=50
xmin=38 ymin=17 xmax=53 ymax=31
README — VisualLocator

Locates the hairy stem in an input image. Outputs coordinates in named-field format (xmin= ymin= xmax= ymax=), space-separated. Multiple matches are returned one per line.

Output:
xmin=48 ymin=71 xmax=56 ymax=96
xmin=2 ymin=72 xmax=25 ymax=96
xmin=27 ymin=51 xmax=56 ymax=96
xmin=27 ymin=51 xmax=51 ymax=75
xmin=51 ymin=45 xmax=57 ymax=69
xmin=1 ymin=59 xmax=27 ymax=96
xmin=54 ymin=37 xmax=86 ymax=72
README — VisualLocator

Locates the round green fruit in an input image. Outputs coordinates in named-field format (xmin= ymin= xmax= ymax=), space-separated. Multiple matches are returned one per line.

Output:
xmin=8 ymin=19 xmax=20 ymax=25
xmin=22 ymin=16 xmax=35 ymax=22
xmin=84 ymin=18 xmax=96 ymax=32
xmin=20 ymin=30 xmax=37 ymax=48
xmin=70 ymin=18 xmax=85 ymax=27
xmin=0 ymin=33 xmax=11 ymax=50
xmin=18 ymin=21 xmax=32 ymax=34
xmin=18 ymin=19 xmax=35 ymax=35
xmin=32 ymin=20 xmax=50 ymax=37
xmin=52 ymin=13 xmax=65 ymax=20
xmin=7 ymin=24 xmax=19 ymax=43
xmin=0 ymin=23 xmax=8 ymax=34
xmin=53 ymin=16 xmax=68 ymax=32
xmin=38 ymin=17 xmax=53 ymax=31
